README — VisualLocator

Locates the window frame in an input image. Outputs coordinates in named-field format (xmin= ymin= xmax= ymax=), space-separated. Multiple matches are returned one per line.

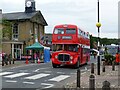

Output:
xmin=12 ymin=23 xmax=19 ymax=40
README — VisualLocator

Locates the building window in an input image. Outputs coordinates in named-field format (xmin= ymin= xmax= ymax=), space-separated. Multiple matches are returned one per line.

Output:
xmin=12 ymin=23 xmax=19 ymax=40
xmin=14 ymin=44 xmax=21 ymax=59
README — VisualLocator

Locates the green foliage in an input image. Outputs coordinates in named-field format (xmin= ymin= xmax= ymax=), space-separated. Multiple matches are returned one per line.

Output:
xmin=90 ymin=36 xmax=119 ymax=49
xmin=2 ymin=19 xmax=12 ymax=40
xmin=90 ymin=35 xmax=98 ymax=49
xmin=104 ymin=54 xmax=115 ymax=65
xmin=101 ymin=38 xmax=118 ymax=45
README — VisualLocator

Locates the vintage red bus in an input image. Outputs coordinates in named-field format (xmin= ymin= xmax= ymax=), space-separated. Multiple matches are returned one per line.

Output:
xmin=51 ymin=24 xmax=90 ymax=68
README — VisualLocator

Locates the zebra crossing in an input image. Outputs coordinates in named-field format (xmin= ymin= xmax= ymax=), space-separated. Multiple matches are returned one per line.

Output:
xmin=49 ymin=75 xmax=70 ymax=82
xmin=1 ymin=71 xmax=71 ymax=82
xmin=24 ymin=73 xmax=50 ymax=80
xmin=4 ymin=72 xmax=29 ymax=79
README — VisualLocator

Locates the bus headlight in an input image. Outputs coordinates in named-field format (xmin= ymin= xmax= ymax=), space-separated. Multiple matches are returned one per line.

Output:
xmin=55 ymin=55 xmax=58 ymax=59
xmin=70 ymin=61 xmax=73 ymax=64
xmin=70 ymin=56 xmax=73 ymax=60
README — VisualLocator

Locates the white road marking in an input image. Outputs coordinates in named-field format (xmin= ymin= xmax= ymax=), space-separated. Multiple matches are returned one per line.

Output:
xmin=85 ymin=67 xmax=87 ymax=70
xmin=70 ymin=73 xmax=76 ymax=75
xmin=44 ymin=71 xmax=52 ymax=73
xmin=19 ymin=70 xmax=28 ymax=72
xmin=23 ymin=82 xmax=35 ymax=85
xmin=39 ymin=68 xmax=50 ymax=70
xmin=24 ymin=73 xmax=50 ymax=80
xmin=6 ymin=80 xmax=17 ymax=83
xmin=81 ymin=72 xmax=86 ymax=75
xmin=49 ymin=75 xmax=70 ymax=82
xmin=41 ymin=83 xmax=54 ymax=88
xmin=4 ymin=73 xmax=29 ymax=78
xmin=34 ymin=69 xmax=40 ymax=72
xmin=56 ymin=72 xmax=65 ymax=74
xmin=0 ymin=72 xmax=13 ymax=76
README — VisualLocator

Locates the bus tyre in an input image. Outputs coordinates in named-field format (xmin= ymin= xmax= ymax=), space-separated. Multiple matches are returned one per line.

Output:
xmin=52 ymin=63 xmax=59 ymax=68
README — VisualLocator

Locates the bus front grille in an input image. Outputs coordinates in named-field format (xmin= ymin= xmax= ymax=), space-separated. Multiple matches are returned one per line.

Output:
xmin=58 ymin=54 xmax=70 ymax=62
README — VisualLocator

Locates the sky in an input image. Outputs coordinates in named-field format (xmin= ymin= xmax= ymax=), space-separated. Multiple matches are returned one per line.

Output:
xmin=0 ymin=0 xmax=119 ymax=39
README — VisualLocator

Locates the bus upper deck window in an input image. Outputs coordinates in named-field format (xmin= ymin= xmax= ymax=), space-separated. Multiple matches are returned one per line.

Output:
xmin=66 ymin=28 xmax=76 ymax=34
xmin=54 ymin=28 xmax=64 ymax=34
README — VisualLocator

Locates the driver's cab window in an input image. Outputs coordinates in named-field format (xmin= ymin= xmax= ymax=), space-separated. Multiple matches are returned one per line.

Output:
xmin=64 ymin=45 xmax=78 ymax=52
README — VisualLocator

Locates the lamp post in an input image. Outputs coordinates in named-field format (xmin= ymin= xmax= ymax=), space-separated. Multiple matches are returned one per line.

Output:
xmin=96 ymin=0 xmax=101 ymax=75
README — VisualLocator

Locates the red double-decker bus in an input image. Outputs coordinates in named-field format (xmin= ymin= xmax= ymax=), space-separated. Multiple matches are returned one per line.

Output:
xmin=51 ymin=24 xmax=90 ymax=68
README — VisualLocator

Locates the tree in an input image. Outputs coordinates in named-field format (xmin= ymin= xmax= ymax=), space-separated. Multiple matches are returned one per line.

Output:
xmin=2 ymin=19 xmax=12 ymax=40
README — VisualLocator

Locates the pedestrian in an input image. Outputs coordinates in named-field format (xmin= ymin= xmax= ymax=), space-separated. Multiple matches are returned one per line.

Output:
xmin=2 ymin=54 xmax=5 ymax=66
xmin=34 ymin=52 xmax=37 ymax=63
xmin=8 ymin=54 xmax=12 ymax=64
xmin=115 ymin=53 xmax=119 ymax=65
xmin=40 ymin=52 xmax=44 ymax=61
xmin=93 ymin=52 xmax=96 ymax=59
xmin=4 ymin=54 xmax=8 ymax=65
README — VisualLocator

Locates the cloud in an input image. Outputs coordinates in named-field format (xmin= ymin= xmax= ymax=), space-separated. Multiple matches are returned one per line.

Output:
xmin=1 ymin=0 xmax=119 ymax=38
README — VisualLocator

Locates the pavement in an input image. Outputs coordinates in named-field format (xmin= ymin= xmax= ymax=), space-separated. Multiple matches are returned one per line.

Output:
xmin=1 ymin=60 xmax=43 ymax=69
xmin=65 ymin=63 xmax=120 ymax=89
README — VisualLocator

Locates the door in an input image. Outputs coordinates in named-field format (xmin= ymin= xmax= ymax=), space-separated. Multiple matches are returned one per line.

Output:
xmin=16 ymin=49 xmax=21 ymax=59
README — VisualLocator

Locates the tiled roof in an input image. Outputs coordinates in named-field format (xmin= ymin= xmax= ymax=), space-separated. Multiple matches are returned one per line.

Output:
xmin=2 ymin=11 xmax=48 ymax=26
xmin=3 ymin=11 xmax=37 ymax=20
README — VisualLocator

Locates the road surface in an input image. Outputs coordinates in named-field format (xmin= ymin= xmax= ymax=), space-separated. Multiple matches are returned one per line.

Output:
xmin=1 ymin=56 xmax=96 ymax=89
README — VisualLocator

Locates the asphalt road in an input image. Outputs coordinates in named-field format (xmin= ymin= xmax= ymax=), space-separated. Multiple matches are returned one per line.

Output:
xmin=1 ymin=56 xmax=96 ymax=89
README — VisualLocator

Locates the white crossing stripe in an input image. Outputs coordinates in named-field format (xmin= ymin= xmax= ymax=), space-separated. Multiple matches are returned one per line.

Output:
xmin=6 ymin=80 xmax=17 ymax=83
xmin=23 ymin=82 xmax=35 ymax=85
xmin=49 ymin=75 xmax=70 ymax=82
xmin=4 ymin=73 xmax=29 ymax=78
xmin=24 ymin=73 xmax=50 ymax=80
xmin=0 ymin=72 xmax=13 ymax=76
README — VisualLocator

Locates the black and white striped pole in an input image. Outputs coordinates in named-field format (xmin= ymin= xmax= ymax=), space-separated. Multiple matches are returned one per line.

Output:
xmin=96 ymin=0 xmax=101 ymax=75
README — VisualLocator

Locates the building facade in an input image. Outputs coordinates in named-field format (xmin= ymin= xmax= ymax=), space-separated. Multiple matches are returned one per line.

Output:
xmin=2 ymin=0 xmax=48 ymax=59
xmin=0 ymin=9 xmax=2 ymax=53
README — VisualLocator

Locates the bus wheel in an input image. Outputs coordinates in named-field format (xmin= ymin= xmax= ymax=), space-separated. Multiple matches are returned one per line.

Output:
xmin=52 ymin=62 xmax=59 ymax=68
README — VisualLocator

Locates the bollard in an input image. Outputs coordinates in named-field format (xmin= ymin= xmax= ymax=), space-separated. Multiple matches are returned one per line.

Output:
xmin=112 ymin=61 xmax=115 ymax=71
xmin=62 ymin=85 xmax=66 ymax=90
xmin=89 ymin=75 xmax=95 ymax=90
xmin=102 ymin=80 xmax=110 ymax=90
xmin=13 ymin=58 xmax=15 ymax=64
xmin=102 ymin=61 xmax=105 ymax=72
xmin=91 ymin=63 xmax=94 ymax=74
xmin=97 ymin=55 xmax=100 ymax=75
xmin=77 ymin=68 xmax=81 ymax=88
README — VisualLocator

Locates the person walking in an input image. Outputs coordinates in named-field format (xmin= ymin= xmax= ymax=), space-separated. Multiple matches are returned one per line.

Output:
xmin=115 ymin=53 xmax=119 ymax=65
xmin=4 ymin=54 xmax=8 ymax=65
xmin=8 ymin=54 xmax=12 ymax=64
xmin=93 ymin=52 xmax=97 ymax=59
xmin=34 ymin=52 xmax=37 ymax=63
